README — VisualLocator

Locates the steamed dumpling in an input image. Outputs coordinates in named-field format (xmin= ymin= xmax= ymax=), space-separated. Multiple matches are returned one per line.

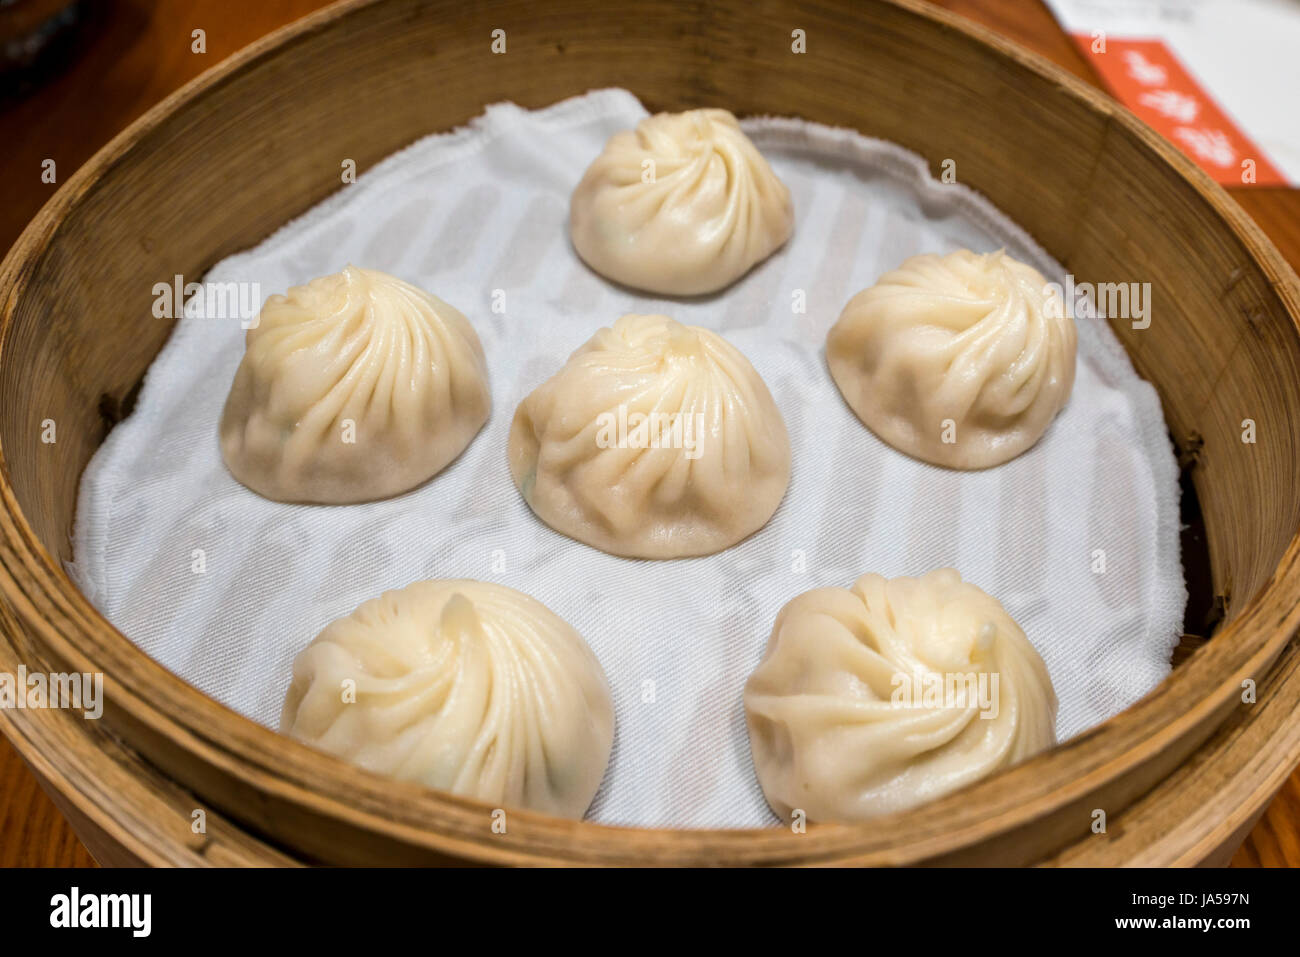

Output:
xmin=281 ymin=580 xmax=614 ymax=819
xmin=509 ymin=314 xmax=790 ymax=559
xmin=744 ymin=569 xmax=1057 ymax=822
xmin=220 ymin=266 xmax=490 ymax=503
xmin=826 ymin=250 xmax=1077 ymax=469
xmin=570 ymin=108 xmax=794 ymax=295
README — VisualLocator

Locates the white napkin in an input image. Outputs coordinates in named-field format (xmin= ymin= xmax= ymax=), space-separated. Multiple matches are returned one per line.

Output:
xmin=71 ymin=89 xmax=1186 ymax=828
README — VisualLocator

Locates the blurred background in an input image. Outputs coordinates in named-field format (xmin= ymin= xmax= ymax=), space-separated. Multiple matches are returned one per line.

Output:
xmin=0 ymin=0 xmax=1296 ymax=867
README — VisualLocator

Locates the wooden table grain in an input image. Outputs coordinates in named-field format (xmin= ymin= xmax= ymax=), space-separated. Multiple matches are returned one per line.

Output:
xmin=0 ymin=0 xmax=1295 ymax=867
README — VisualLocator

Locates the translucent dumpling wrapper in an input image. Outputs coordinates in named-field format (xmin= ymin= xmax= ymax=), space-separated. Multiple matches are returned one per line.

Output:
xmin=570 ymin=108 xmax=794 ymax=295
xmin=744 ymin=568 xmax=1058 ymax=822
xmin=281 ymin=580 xmax=615 ymax=819
xmin=220 ymin=265 xmax=490 ymax=503
xmin=508 ymin=314 xmax=791 ymax=559
xmin=826 ymin=249 xmax=1077 ymax=469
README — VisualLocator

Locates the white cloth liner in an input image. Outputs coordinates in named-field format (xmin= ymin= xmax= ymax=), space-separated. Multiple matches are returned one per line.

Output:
xmin=70 ymin=89 xmax=1186 ymax=828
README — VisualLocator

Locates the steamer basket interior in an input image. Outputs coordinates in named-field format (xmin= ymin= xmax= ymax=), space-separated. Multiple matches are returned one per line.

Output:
xmin=0 ymin=0 xmax=1298 ymax=866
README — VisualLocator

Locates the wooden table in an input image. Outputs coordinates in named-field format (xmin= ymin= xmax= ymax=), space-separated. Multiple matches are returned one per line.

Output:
xmin=0 ymin=0 xmax=1295 ymax=867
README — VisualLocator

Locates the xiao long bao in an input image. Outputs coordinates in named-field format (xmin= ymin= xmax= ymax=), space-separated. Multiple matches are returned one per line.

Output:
xmin=744 ymin=569 xmax=1057 ymax=822
xmin=281 ymin=580 xmax=615 ymax=819
xmin=220 ymin=265 xmax=490 ymax=503
xmin=570 ymin=108 xmax=794 ymax=295
xmin=826 ymin=249 xmax=1078 ymax=469
xmin=509 ymin=314 xmax=791 ymax=559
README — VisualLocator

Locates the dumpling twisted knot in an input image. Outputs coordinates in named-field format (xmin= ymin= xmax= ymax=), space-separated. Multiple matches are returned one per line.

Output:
xmin=281 ymin=580 xmax=614 ymax=819
xmin=744 ymin=569 xmax=1057 ymax=822
xmin=220 ymin=266 xmax=490 ymax=503
xmin=570 ymin=108 xmax=794 ymax=295
xmin=509 ymin=314 xmax=791 ymax=559
xmin=827 ymin=250 xmax=1077 ymax=468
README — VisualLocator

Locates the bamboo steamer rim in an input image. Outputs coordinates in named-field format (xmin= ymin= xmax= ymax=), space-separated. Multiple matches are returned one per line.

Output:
xmin=0 ymin=0 xmax=1297 ymax=865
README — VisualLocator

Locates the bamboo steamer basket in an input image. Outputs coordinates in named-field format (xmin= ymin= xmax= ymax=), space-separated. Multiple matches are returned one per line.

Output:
xmin=1 ymin=0 xmax=1299 ymax=867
